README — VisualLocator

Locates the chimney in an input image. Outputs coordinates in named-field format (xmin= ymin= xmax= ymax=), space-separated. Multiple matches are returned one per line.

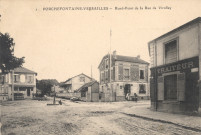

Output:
xmin=137 ymin=55 xmax=140 ymax=59
xmin=113 ymin=50 xmax=117 ymax=59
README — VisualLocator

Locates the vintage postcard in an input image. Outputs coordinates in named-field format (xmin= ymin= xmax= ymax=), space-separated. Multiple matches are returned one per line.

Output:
xmin=1 ymin=0 xmax=201 ymax=135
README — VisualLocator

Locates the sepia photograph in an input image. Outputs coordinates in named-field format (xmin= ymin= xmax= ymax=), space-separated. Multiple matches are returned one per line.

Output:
xmin=0 ymin=0 xmax=201 ymax=135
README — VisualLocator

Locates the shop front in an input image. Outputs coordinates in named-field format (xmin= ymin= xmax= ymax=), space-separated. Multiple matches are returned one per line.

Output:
xmin=150 ymin=56 xmax=199 ymax=113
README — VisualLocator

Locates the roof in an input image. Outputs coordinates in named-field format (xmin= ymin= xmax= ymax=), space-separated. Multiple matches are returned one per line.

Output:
xmin=76 ymin=81 xmax=98 ymax=92
xmin=98 ymin=54 xmax=149 ymax=68
xmin=14 ymin=67 xmax=37 ymax=75
xmin=148 ymin=17 xmax=201 ymax=44
xmin=64 ymin=73 xmax=94 ymax=83
xmin=115 ymin=55 xmax=149 ymax=64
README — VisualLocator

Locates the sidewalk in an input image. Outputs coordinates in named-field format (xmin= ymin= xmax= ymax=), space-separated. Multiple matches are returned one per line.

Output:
xmin=120 ymin=101 xmax=201 ymax=131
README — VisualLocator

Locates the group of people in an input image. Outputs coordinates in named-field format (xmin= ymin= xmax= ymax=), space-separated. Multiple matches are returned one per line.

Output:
xmin=126 ymin=93 xmax=138 ymax=102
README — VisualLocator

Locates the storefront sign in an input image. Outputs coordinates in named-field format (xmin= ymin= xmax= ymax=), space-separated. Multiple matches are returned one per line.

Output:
xmin=157 ymin=61 xmax=194 ymax=74
xmin=152 ymin=57 xmax=199 ymax=76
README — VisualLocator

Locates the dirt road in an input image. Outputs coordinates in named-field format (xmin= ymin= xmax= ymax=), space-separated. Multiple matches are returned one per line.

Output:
xmin=1 ymin=99 xmax=201 ymax=135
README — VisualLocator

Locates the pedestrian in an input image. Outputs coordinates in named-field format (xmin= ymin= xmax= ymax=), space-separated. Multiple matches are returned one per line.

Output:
xmin=59 ymin=100 xmax=62 ymax=105
xmin=134 ymin=93 xmax=138 ymax=102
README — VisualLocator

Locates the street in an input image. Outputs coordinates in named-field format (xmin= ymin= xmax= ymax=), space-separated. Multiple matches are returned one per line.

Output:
xmin=1 ymin=99 xmax=201 ymax=135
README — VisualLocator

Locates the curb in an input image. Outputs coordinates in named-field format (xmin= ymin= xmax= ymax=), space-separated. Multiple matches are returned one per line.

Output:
xmin=121 ymin=112 xmax=201 ymax=133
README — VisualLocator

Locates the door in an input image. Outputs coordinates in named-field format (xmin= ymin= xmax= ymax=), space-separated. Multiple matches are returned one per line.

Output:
xmin=186 ymin=72 xmax=199 ymax=111
xmin=27 ymin=88 xmax=30 ymax=96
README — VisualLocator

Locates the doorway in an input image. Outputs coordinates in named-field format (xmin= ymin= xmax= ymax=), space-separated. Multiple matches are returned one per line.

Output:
xmin=124 ymin=84 xmax=131 ymax=100
xmin=27 ymin=88 xmax=30 ymax=96
xmin=186 ymin=72 xmax=199 ymax=111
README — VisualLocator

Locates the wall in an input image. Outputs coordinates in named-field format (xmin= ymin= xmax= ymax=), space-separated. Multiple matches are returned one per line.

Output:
xmin=91 ymin=82 xmax=99 ymax=93
xmin=150 ymin=23 xmax=199 ymax=67
xmin=71 ymin=75 xmax=92 ymax=91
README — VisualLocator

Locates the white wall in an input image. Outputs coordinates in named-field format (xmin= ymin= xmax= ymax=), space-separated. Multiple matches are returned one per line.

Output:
xmin=71 ymin=74 xmax=92 ymax=91
xmin=150 ymin=23 xmax=199 ymax=67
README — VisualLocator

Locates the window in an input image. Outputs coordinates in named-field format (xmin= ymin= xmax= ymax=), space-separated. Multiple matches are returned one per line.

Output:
xmin=14 ymin=75 xmax=19 ymax=83
xmin=27 ymin=76 xmax=33 ymax=83
xmin=124 ymin=69 xmax=130 ymax=80
xmin=111 ymin=69 xmax=113 ymax=80
xmin=139 ymin=84 xmax=146 ymax=94
xmin=80 ymin=77 xmax=85 ymax=82
xmin=105 ymin=59 xmax=109 ymax=68
xmin=0 ymin=75 xmax=5 ymax=83
xmin=164 ymin=74 xmax=177 ymax=100
xmin=105 ymin=71 xmax=108 ymax=81
xmin=165 ymin=40 xmax=177 ymax=64
xmin=140 ymin=70 xmax=144 ymax=79
xmin=14 ymin=87 xmax=18 ymax=91
xmin=101 ymin=73 xmax=104 ymax=82
xmin=81 ymin=91 xmax=86 ymax=97
xmin=20 ymin=74 xmax=25 ymax=83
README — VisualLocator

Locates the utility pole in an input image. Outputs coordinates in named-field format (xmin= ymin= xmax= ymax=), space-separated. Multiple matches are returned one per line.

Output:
xmin=91 ymin=65 xmax=93 ymax=81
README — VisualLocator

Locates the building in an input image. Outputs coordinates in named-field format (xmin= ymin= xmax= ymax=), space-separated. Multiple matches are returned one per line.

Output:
xmin=148 ymin=17 xmax=201 ymax=114
xmin=57 ymin=73 xmax=94 ymax=98
xmin=0 ymin=67 xmax=37 ymax=101
xmin=75 ymin=81 xmax=99 ymax=102
xmin=98 ymin=51 xmax=149 ymax=101
xmin=61 ymin=73 xmax=94 ymax=92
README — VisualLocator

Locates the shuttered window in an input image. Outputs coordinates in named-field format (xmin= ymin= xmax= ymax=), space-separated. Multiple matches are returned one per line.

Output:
xmin=140 ymin=70 xmax=145 ymax=79
xmin=124 ymin=69 xmax=130 ymax=80
xmin=14 ymin=75 xmax=19 ymax=83
xmin=105 ymin=71 xmax=108 ymax=81
xmin=164 ymin=74 xmax=177 ymax=100
xmin=177 ymin=73 xmax=185 ymax=101
xmin=101 ymin=73 xmax=104 ymax=82
xmin=157 ymin=76 xmax=164 ymax=100
xmin=165 ymin=40 xmax=177 ymax=64
xmin=118 ymin=65 xmax=123 ymax=80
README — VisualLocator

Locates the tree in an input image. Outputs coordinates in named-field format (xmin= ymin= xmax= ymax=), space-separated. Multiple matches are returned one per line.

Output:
xmin=0 ymin=33 xmax=25 ymax=73
xmin=36 ymin=79 xmax=59 ymax=96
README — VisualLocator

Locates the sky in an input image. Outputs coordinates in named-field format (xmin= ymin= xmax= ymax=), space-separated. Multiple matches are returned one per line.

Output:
xmin=1 ymin=0 xmax=201 ymax=82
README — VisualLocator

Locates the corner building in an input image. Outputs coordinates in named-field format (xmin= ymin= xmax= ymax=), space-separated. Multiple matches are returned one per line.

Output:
xmin=148 ymin=17 xmax=201 ymax=114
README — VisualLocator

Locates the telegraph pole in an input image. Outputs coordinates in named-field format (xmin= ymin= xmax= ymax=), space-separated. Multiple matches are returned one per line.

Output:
xmin=91 ymin=65 xmax=93 ymax=81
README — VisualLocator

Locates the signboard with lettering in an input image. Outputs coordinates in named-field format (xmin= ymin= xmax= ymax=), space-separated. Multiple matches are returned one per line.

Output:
xmin=150 ymin=57 xmax=199 ymax=76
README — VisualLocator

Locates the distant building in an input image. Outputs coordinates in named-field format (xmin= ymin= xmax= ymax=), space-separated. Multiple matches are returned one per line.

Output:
xmin=58 ymin=73 xmax=95 ymax=99
xmin=61 ymin=73 xmax=94 ymax=92
xmin=0 ymin=67 xmax=37 ymax=101
xmin=98 ymin=51 xmax=149 ymax=101
xmin=75 ymin=81 xmax=99 ymax=102
xmin=148 ymin=17 xmax=201 ymax=114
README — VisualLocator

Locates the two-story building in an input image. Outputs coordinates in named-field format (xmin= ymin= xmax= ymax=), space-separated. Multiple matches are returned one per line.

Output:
xmin=98 ymin=51 xmax=149 ymax=101
xmin=148 ymin=17 xmax=201 ymax=114
xmin=0 ymin=67 xmax=37 ymax=101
